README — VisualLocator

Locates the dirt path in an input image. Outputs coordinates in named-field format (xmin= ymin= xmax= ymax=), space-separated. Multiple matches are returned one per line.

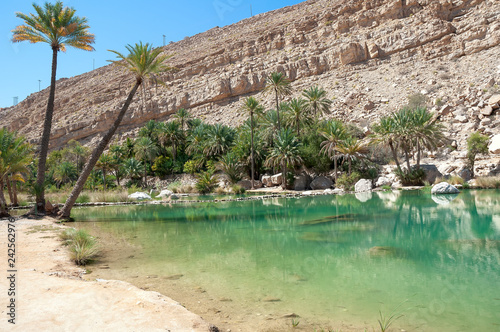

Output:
xmin=0 ymin=217 xmax=210 ymax=331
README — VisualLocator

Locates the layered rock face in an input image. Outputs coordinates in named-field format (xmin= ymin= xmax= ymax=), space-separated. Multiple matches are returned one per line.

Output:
xmin=1 ymin=0 xmax=500 ymax=161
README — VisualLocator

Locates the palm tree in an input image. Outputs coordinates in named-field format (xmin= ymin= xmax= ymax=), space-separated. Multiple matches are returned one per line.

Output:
xmin=173 ymin=108 xmax=192 ymax=134
xmin=0 ymin=129 xmax=33 ymax=214
xmin=263 ymin=72 xmax=292 ymax=131
xmin=203 ymin=124 xmax=236 ymax=159
xmin=109 ymin=144 xmax=125 ymax=186
xmin=134 ymin=137 xmax=158 ymax=186
xmin=320 ymin=119 xmax=347 ymax=182
xmin=138 ymin=120 xmax=161 ymax=143
xmin=241 ymin=97 xmax=264 ymax=189
xmin=67 ymin=139 xmax=88 ymax=173
xmin=370 ymin=116 xmax=403 ymax=173
xmin=336 ymin=137 xmax=369 ymax=176
xmin=96 ymin=153 xmax=114 ymax=189
xmin=123 ymin=158 xmax=144 ymax=181
xmin=59 ymin=42 xmax=171 ymax=219
xmin=53 ymin=161 xmax=77 ymax=188
xmin=285 ymin=98 xmax=309 ymax=137
xmin=159 ymin=121 xmax=183 ymax=161
xmin=302 ymin=86 xmax=332 ymax=119
xmin=265 ymin=129 xmax=303 ymax=189
xmin=217 ymin=153 xmax=242 ymax=184
xmin=186 ymin=123 xmax=208 ymax=156
xmin=259 ymin=109 xmax=282 ymax=147
xmin=12 ymin=1 xmax=95 ymax=214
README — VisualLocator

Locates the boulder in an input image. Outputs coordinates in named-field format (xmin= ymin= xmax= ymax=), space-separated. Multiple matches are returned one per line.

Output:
xmin=488 ymin=94 xmax=500 ymax=108
xmin=431 ymin=182 xmax=460 ymax=195
xmin=420 ymin=164 xmax=443 ymax=184
xmin=375 ymin=176 xmax=392 ymax=187
xmin=294 ymin=174 xmax=311 ymax=191
xmin=310 ymin=176 xmax=333 ymax=190
xmin=261 ymin=175 xmax=272 ymax=187
xmin=355 ymin=179 xmax=372 ymax=193
xmin=480 ymin=105 xmax=494 ymax=116
xmin=489 ymin=134 xmax=500 ymax=154
xmin=157 ymin=189 xmax=174 ymax=198
xmin=128 ymin=192 xmax=151 ymax=200
xmin=271 ymin=173 xmax=283 ymax=186
xmin=458 ymin=167 xmax=472 ymax=182
xmin=237 ymin=180 xmax=263 ymax=190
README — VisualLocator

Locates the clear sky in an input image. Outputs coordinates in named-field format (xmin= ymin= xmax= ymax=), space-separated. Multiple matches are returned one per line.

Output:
xmin=1 ymin=0 xmax=304 ymax=109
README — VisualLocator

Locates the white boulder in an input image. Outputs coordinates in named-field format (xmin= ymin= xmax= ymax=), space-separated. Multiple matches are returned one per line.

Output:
xmin=157 ymin=189 xmax=174 ymax=198
xmin=489 ymin=134 xmax=500 ymax=154
xmin=431 ymin=182 xmax=460 ymax=195
xmin=375 ymin=176 xmax=392 ymax=187
xmin=355 ymin=179 xmax=372 ymax=193
xmin=128 ymin=192 xmax=152 ymax=200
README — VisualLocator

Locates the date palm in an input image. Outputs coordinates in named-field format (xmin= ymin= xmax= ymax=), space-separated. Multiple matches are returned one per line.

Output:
xmin=96 ymin=153 xmax=114 ymax=189
xmin=159 ymin=121 xmax=183 ymax=161
xmin=263 ymin=72 xmax=292 ymax=131
xmin=173 ymin=108 xmax=192 ymax=134
xmin=241 ymin=97 xmax=264 ymax=189
xmin=203 ymin=124 xmax=236 ymax=159
xmin=285 ymin=98 xmax=309 ymax=137
xmin=134 ymin=137 xmax=159 ymax=186
xmin=320 ymin=120 xmax=347 ymax=182
xmin=302 ymin=86 xmax=332 ymax=119
xmin=265 ymin=129 xmax=303 ymax=189
xmin=59 ymin=42 xmax=171 ymax=219
xmin=336 ymin=137 xmax=369 ymax=176
xmin=12 ymin=1 xmax=95 ymax=214
xmin=53 ymin=161 xmax=77 ymax=188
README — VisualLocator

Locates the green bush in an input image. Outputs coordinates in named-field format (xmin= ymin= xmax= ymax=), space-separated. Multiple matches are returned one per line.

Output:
xmin=195 ymin=170 xmax=218 ymax=194
xmin=60 ymin=228 xmax=99 ymax=265
xmin=231 ymin=184 xmax=246 ymax=194
xmin=152 ymin=156 xmax=173 ymax=177
xmin=336 ymin=172 xmax=360 ymax=190
xmin=183 ymin=160 xmax=198 ymax=175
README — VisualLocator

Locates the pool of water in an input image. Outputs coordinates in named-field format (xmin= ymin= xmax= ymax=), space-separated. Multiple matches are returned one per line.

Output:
xmin=72 ymin=190 xmax=500 ymax=331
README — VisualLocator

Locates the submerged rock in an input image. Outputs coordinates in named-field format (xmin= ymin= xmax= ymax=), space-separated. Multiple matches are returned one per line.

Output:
xmin=431 ymin=182 xmax=460 ymax=194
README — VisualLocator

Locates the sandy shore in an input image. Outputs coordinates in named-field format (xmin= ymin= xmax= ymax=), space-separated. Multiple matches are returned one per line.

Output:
xmin=0 ymin=217 xmax=211 ymax=331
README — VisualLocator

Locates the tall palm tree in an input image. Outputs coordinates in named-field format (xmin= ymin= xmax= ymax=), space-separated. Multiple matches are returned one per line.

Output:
xmin=370 ymin=116 xmax=403 ymax=173
xmin=259 ymin=109 xmax=282 ymax=147
xmin=186 ymin=123 xmax=208 ymax=156
xmin=265 ymin=128 xmax=303 ymax=189
xmin=134 ymin=137 xmax=158 ymax=186
xmin=285 ymin=98 xmax=309 ymax=137
xmin=302 ymin=86 xmax=332 ymax=119
xmin=241 ymin=97 xmax=264 ymax=189
xmin=336 ymin=137 xmax=369 ymax=176
xmin=109 ymin=144 xmax=125 ymax=186
xmin=263 ymin=72 xmax=292 ymax=131
xmin=159 ymin=121 xmax=183 ymax=161
xmin=173 ymin=108 xmax=192 ymax=134
xmin=320 ymin=119 xmax=347 ymax=182
xmin=12 ymin=1 xmax=95 ymax=214
xmin=59 ymin=42 xmax=171 ymax=219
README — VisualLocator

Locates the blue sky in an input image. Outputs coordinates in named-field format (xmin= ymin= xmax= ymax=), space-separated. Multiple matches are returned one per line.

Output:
xmin=1 ymin=0 xmax=303 ymax=108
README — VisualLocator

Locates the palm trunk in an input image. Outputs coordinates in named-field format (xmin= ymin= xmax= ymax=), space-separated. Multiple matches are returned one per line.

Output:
xmin=0 ymin=178 xmax=9 ymax=217
xmin=12 ymin=178 xmax=19 ymax=207
xmin=333 ymin=150 xmax=338 ymax=183
xmin=275 ymin=90 xmax=281 ymax=131
xmin=34 ymin=47 xmax=58 ymax=214
xmin=115 ymin=169 xmax=121 ymax=186
xmin=404 ymin=148 xmax=411 ymax=172
xmin=388 ymin=140 xmax=402 ymax=173
xmin=348 ymin=159 xmax=352 ymax=176
xmin=172 ymin=142 xmax=177 ymax=162
xmin=416 ymin=140 xmax=421 ymax=170
xmin=6 ymin=176 xmax=14 ymax=205
xmin=59 ymin=82 xmax=140 ymax=219
xmin=143 ymin=161 xmax=148 ymax=187
xmin=250 ymin=111 xmax=255 ymax=190
xmin=102 ymin=170 xmax=107 ymax=190
xmin=282 ymin=160 xmax=287 ymax=189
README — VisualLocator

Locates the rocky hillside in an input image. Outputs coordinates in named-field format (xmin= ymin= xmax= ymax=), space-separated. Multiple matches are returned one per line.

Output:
xmin=1 ymin=0 xmax=500 ymax=174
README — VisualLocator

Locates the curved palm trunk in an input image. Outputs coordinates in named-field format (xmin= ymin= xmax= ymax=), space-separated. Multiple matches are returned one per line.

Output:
xmin=59 ymin=82 xmax=140 ymax=219
xmin=416 ymin=140 xmax=421 ymax=170
xmin=250 ymin=111 xmax=255 ymax=190
xmin=0 ymin=178 xmax=9 ymax=217
xmin=34 ymin=47 xmax=58 ymax=214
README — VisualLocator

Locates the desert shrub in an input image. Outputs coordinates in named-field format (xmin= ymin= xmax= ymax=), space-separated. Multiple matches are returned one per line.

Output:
xmin=152 ymin=156 xmax=173 ymax=177
xmin=407 ymin=93 xmax=429 ymax=108
xmin=336 ymin=172 xmax=361 ymax=191
xmin=167 ymin=181 xmax=181 ymax=193
xmin=183 ymin=160 xmax=199 ymax=175
xmin=395 ymin=168 xmax=426 ymax=186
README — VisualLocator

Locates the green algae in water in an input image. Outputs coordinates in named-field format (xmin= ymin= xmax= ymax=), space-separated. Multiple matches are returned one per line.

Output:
xmin=73 ymin=190 xmax=500 ymax=331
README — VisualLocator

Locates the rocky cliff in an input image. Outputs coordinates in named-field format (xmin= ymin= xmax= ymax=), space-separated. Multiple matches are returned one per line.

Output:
xmin=1 ymin=0 xmax=500 ymax=172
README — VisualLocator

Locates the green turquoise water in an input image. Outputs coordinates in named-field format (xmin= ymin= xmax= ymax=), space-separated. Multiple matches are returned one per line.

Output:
xmin=73 ymin=190 xmax=500 ymax=331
